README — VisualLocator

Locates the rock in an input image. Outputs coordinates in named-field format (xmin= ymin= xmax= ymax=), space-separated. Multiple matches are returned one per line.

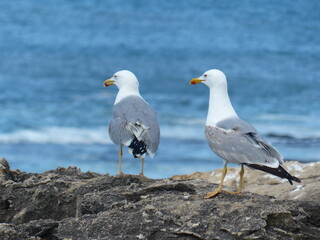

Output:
xmin=171 ymin=161 xmax=320 ymax=202
xmin=0 ymin=162 xmax=319 ymax=240
xmin=0 ymin=158 xmax=11 ymax=181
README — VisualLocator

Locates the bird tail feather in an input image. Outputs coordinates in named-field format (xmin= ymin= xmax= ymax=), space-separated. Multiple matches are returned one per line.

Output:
xmin=244 ymin=163 xmax=301 ymax=185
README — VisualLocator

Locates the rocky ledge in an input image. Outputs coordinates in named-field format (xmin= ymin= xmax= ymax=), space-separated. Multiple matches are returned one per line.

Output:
xmin=0 ymin=158 xmax=319 ymax=240
xmin=172 ymin=161 xmax=320 ymax=202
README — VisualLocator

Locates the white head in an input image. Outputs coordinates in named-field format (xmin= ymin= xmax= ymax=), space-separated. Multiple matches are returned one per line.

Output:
xmin=190 ymin=69 xmax=227 ymax=89
xmin=190 ymin=69 xmax=238 ymax=125
xmin=104 ymin=70 xmax=139 ymax=90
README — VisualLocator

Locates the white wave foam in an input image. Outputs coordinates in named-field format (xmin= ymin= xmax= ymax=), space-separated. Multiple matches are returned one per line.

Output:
xmin=253 ymin=114 xmax=320 ymax=139
xmin=255 ymin=123 xmax=320 ymax=140
xmin=1 ymin=119 xmax=318 ymax=146
xmin=0 ymin=127 xmax=112 ymax=144
xmin=0 ymin=124 xmax=205 ymax=145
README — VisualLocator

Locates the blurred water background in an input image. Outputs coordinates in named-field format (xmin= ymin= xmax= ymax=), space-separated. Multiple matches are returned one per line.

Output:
xmin=0 ymin=0 xmax=319 ymax=178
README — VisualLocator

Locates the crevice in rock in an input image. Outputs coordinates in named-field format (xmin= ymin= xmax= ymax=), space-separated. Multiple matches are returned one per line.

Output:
xmin=1 ymin=199 xmax=11 ymax=210
xmin=148 ymin=230 xmax=207 ymax=240
xmin=145 ymin=183 xmax=196 ymax=194
xmin=173 ymin=231 xmax=206 ymax=240
xmin=266 ymin=212 xmax=300 ymax=232
xmin=25 ymin=221 xmax=59 ymax=240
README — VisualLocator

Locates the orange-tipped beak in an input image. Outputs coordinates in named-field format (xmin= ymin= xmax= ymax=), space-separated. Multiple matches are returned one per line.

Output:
xmin=104 ymin=79 xmax=115 ymax=87
xmin=190 ymin=78 xmax=205 ymax=85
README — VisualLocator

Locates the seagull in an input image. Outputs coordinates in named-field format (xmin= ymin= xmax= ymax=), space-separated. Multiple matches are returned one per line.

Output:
xmin=104 ymin=70 xmax=160 ymax=176
xmin=190 ymin=69 xmax=301 ymax=198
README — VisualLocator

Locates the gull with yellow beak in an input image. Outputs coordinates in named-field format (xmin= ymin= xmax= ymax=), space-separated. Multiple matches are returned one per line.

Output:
xmin=190 ymin=69 xmax=301 ymax=198
xmin=104 ymin=70 xmax=160 ymax=176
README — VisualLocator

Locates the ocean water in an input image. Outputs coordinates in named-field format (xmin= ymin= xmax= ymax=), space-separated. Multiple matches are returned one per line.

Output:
xmin=0 ymin=0 xmax=319 ymax=178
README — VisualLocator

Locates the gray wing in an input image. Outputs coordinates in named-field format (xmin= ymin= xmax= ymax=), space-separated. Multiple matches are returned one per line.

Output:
xmin=109 ymin=96 xmax=160 ymax=157
xmin=205 ymin=117 xmax=283 ymax=167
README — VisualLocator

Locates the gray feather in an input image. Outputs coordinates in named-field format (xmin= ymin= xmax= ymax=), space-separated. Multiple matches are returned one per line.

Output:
xmin=216 ymin=117 xmax=257 ymax=133
xmin=109 ymin=96 xmax=160 ymax=156
xmin=206 ymin=117 xmax=283 ymax=167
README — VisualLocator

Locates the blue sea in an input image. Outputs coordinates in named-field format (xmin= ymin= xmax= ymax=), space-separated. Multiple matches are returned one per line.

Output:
xmin=0 ymin=0 xmax=319 ymax=178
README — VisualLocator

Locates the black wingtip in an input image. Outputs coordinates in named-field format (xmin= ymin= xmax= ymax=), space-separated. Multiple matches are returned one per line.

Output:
xmin=244 ymin=164 xmax=301 ymax=185
xmin=291 ymin=176 xmax=301 ymax=184
xmin=285 ymin=170 xmax=301 ymax=185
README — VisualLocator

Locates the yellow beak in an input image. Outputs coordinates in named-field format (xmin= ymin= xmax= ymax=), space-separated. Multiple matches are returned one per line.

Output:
xmin=104 ymin=79 xmax=115 ymax=87
xmin=190 ymin=78 xmax=205 ymax=85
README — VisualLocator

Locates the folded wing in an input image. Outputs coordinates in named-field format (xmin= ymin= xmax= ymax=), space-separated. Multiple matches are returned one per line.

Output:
xmin=109 ymin=96 xmax=160 ymax=158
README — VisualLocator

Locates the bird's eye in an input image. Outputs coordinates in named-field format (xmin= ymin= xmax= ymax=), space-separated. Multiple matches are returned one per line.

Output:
xmin=114 ymin=75 xmax=117 ymax=78
xmin=204 ymin=74 xmax=207 ymax=77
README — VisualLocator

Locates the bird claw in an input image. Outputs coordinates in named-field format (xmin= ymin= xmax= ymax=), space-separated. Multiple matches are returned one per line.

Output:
xmin=226 ymin=190 xmax=241 ymax=195
xmin=204 ymin=190 xmax=222 ymax=199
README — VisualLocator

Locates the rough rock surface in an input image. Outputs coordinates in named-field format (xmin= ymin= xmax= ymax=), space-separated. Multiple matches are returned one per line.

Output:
xmin=0 ymin=162 xmax=319 ymax=239
xmin=172 ymin=161 xmax=320 ymax=202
